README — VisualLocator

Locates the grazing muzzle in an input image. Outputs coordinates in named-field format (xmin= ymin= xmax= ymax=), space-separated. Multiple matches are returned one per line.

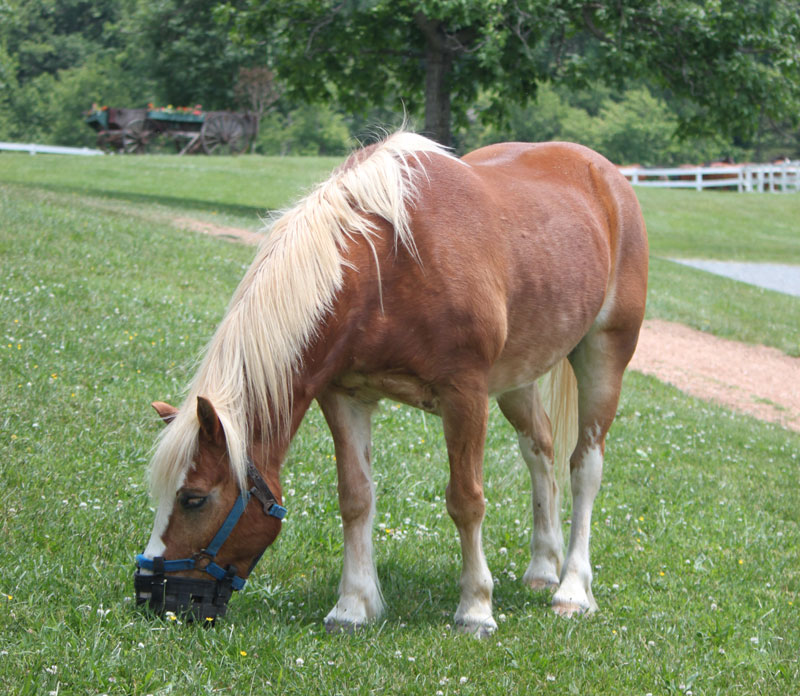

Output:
xmin=134 ymin=460 xmax=286 ymax=623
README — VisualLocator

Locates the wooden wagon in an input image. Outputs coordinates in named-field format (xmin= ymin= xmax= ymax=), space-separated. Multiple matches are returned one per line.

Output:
xmin=85 ymin=106 xmax=256 ymax=155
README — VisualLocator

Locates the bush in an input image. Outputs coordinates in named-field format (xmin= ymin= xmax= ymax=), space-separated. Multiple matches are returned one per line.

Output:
xmin=456 ymin=84 xmax=752 ymax=166
xmin=255 ymin=103 xmax=351 ymax=156
xmin=0 ymin=54 xmax=154 ymax=146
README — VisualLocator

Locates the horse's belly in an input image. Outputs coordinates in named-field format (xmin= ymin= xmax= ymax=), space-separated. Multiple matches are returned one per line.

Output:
xmin=487 ymin=348 xmax=562 ymax=395
xmin=331 ymin=371 xmax=441 ymax=414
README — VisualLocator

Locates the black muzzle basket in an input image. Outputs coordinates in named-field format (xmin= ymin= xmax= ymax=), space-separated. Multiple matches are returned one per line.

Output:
xmin=134 ymin=556 xmax=238 ymax=624
xmin=134 ymin=460 xmax=287 ymax=624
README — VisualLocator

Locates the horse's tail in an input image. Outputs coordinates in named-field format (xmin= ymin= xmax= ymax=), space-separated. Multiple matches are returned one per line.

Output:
xmin=540 ymin=357 xmax=579 ymax=496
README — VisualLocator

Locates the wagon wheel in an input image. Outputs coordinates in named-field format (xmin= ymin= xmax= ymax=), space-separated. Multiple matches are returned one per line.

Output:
xmin=122 ymin=119 xmax=150 ymax=154
xmin=201 ymin=114 xmax=248 ymax=155
xmin=96 ymin=132 xmax=112 ymax=152
xmin=146 ymin=129 xmax=178 ymax=155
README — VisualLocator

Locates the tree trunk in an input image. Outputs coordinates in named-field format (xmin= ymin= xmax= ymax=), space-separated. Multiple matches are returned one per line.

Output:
xmin=416 ymin=14 xmax=453 ymax=147
xmin=424 ymin=40 xmax=453 ymax=146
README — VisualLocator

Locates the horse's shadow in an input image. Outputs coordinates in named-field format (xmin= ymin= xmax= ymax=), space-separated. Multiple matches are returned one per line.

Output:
xmin=237 ymin=556 xmax=553 ymax=631
xmin=11 ymin=181 xmax=266 ymax=220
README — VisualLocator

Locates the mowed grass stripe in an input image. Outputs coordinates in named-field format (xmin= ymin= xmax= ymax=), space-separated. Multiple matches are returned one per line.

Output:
xmin=4 ymin=151 xmax=800 ymax=262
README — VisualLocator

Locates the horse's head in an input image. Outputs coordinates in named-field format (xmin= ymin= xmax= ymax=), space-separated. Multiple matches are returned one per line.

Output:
xmin=134 ymin=397 xmax=286 ymax=623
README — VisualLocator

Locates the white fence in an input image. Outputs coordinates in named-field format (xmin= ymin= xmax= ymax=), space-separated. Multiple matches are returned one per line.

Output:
xmin=618 ymin=162 xmax=800 ymax=192
xmin=0 ymin=142 xmax=104 ymax=156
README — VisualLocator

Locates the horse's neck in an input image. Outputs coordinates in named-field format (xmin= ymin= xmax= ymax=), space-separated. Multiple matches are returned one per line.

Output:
xmin=251 ymin=385 xmax=316 ymax=487
xmin=254 ymin=298 xmax=352 ymax=483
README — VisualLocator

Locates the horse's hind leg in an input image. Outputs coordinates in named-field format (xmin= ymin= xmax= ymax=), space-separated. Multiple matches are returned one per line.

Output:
xmin=497 ymin=385 xmax=563 ymax=591
xmin=318 ymin=389 xmax=383 ymax=631
xmin=553 ymin=326 xmax=638 ymax=617
xmin=440 ymin=375 xmax=496 ymax=637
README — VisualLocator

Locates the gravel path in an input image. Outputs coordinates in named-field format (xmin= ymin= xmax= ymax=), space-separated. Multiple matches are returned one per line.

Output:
xmin=631 ymin=319 xmax=800 ymax=432
xmin=670 ymin=259 xmax=800 ymax=297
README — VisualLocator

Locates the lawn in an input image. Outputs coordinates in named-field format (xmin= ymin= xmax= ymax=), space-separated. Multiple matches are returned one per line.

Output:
xmin=0 ymin=151 xmax=340 ymax=228
xmin=635 ymin=187 xmax=800 ymax=263
xmin=1 ymin=154 xmax=798 ymax=694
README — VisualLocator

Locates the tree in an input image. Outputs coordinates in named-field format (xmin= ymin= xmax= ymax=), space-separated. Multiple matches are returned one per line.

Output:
xmin=0 ymin=0 xmax=122 ymax=81
xmin=222 ymin=0 xmax=559 ymax=146
xmin=0 ymin=0 xmax=151 ymax=145
xmin=222 ymin=0 xmax=800 ymax=147
xmin=130 ymin=0 xmax=259 ymax=110
xmin=234 ymin=66 xmax=282 ymax=151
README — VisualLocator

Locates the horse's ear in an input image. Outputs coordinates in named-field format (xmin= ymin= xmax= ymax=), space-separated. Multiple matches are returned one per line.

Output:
xmin=196 ymin=396 xmax=225 ymax=445
xmin=152 ymin=401 xmax=178 ymax=425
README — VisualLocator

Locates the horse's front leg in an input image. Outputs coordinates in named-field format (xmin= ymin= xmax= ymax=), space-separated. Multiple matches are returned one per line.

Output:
xmin=440 ymin=378 xmax=496 ymax=637
xmin=318 ymin=389 xmax=383 ymax=631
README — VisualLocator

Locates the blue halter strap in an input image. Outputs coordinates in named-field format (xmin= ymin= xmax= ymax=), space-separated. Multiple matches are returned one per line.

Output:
xmin=135 ymin=460 xmax=287 ymax=591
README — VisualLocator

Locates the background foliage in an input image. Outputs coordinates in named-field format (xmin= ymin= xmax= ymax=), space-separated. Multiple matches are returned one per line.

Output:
xmin=0 ymin=0 xmax=799 ymax=161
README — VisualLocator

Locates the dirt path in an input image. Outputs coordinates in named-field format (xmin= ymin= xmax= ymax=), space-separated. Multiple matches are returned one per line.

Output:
xmin=176 ymin=218 xmax=800 ymax=433
xmin=173 ymin=217 xmax=265 ymax=246
xmin=631 ymin=319 xmax=800 ymax=432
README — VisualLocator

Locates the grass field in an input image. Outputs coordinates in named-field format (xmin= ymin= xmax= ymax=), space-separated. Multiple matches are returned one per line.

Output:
xmin=1 ymin=153 xmax=798 ymax=695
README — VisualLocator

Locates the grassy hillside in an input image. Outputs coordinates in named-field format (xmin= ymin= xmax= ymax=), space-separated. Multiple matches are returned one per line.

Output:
xmin=0 ymin=152 xmax=340 ymax=227
xmin=3 ymin=151 xmax=798 ymax=354
xmin=3 ymin=152 xmax=800 ymax=261
xmin=636 ymin=187 xmax=800 ymax=263
xmin=1 ymin=155 xmax=798 ymax=694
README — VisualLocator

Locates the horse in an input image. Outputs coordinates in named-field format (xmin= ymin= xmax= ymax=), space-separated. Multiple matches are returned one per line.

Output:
xmin=134 ymin=131 xmax=648 ymax=634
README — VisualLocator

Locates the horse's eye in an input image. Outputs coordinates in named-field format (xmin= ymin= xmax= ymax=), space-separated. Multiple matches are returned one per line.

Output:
xmin=179 ymin=493 xmax=208 ymax=510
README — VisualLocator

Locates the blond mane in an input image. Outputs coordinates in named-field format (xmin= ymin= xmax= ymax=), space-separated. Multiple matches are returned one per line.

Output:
xmin=148 ymin=131 xmax=454 ymax=498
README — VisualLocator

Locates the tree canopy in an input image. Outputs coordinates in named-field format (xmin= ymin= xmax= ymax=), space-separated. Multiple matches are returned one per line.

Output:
xmin=1 ymin=0 xmax=798 ymax=161
xmin=223 ymin=0 xmax=800 ymax=146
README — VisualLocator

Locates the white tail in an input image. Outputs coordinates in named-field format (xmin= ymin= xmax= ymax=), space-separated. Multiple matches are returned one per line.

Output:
xmin=539 ymin=357 xmax=579 ymax=495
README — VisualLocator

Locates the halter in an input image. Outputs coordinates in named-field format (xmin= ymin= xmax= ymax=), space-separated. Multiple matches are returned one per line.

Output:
xmin=134 ymin=460 xmax=286 ymax=622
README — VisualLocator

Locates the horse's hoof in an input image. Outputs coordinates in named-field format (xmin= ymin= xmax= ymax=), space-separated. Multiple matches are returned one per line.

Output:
xmin=525 ymin=576 xmax=559 ymax=592
xmin=324 ymin=619 xmax=360 ymax=635
xmin=453 ymin=619 xmax=497 ymax=639
xmin=551 ymin=597 xmax=595 ymax=618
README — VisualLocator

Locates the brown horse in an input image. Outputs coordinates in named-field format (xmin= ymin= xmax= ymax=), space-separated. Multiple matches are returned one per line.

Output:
xmin=135 ymin=131 xmax=648 ymax=634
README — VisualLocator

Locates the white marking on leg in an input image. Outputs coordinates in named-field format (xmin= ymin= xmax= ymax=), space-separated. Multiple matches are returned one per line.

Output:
xmin=553 ymin=442 xmax=602 ymax=616
xmin=454 ymin=524 xmax=496 ymax=635
xmin=324 ymin=399 xmax=383 ymax=629
xmin=518 ymin=435 xmax=563 ymax=589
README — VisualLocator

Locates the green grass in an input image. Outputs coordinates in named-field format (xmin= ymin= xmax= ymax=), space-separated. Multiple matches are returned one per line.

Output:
xmin=636 ymin=188 xmax=800 ymax=263
xmin=646 ymin=257 xmax=800 ymax=357
xmin=4 ymin=153 xmax=799 ymax=261
xmin=0 ymin=151 xmax=340 ymax=222
xmin=1 ymin=158 xmax=799 ymax=694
